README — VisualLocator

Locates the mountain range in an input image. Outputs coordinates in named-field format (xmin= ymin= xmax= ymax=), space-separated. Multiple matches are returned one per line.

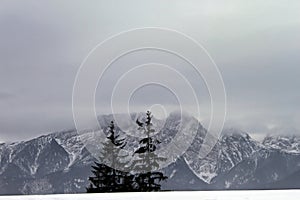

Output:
xmin=0 ymin=112 xmax=300 ymax=195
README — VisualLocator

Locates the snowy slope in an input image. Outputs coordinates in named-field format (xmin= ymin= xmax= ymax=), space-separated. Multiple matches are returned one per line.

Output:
xmin=183 ymin=128 xmax=262 ymax=183
xmin=1 ymin=113 xmax=300 ymax=194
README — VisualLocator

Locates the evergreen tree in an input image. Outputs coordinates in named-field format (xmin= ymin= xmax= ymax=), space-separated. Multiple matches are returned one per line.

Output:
xmin=87 ymin=121 xmax=133 ymax=192
xmin=86 ymin=161 xmax=113 ymax=192
xmin=131 ymin=111 xmax=168 ymax=191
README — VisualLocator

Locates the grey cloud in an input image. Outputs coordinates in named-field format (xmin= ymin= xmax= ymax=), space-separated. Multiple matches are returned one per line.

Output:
xmin=0 ymin=0 xmax=300 ymax=142
xmin=0 ymin=91 xmax=16 ymax=100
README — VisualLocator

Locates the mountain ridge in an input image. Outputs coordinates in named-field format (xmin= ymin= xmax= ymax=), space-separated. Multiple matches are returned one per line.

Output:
xmin=1 ymin=113 xmax=300 ymax=194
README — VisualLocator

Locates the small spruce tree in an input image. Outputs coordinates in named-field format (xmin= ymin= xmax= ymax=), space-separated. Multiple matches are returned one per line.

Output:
xmin=87 ymin=121 xmax=132 ymax=192
xmin=131 ymin=111 xmax=168 ymax=191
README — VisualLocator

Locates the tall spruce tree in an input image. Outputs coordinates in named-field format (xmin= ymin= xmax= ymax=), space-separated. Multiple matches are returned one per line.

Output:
xmin=87 ymin=121 xmax=133 ymax=192
xmin=131 ymin=111 xmax=168 ymax=191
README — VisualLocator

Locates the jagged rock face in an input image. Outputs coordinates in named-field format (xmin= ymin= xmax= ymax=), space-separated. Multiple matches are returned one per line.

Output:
xmin=213 ymin=148 xmax=300 ymax=189
xmin=216 ymin=130 xmax=262 ymax=174
xmin=1 ymin=113 xmax=300 ymax=194
xmin=263 ymin=127 xmax=300 ymax=153
xmin=183 ymin=128 xmax=261 ymax=183
xmin=161 ymin=157 xmax=209 ymax=191
xmin=162 ymin=132 xmax=300 ymax=191
xmin=263 ymin=135 xmax=300 ymax=153
xmin=0 ymin=130 xmax=96 ymax=195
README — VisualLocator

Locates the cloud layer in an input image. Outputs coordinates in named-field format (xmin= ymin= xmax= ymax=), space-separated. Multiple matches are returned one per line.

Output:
xmin=0 ymin=0 xmax=300 ymax=142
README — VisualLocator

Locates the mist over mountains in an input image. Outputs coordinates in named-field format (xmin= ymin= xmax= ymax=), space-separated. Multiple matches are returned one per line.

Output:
xmin=0 ymin=112 xmax=300 ymax=195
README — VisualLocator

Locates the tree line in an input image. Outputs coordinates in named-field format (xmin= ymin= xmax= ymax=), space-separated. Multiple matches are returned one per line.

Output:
xmin=86 ymin=111 xmax=168 ymax=192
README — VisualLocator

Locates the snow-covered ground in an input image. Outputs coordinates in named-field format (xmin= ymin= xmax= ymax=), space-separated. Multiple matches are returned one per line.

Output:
xmin=0 ymin=190 xmax=299 ymax=200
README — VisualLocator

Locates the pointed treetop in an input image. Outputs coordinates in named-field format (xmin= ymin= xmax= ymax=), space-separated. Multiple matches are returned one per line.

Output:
xmin=146 ymin=111 xmax=152 ymax=126
xmin=106 ymin=120 xmax=126 ymax=148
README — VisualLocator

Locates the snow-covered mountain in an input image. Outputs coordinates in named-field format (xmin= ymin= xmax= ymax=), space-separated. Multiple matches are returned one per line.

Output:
xmin=164 ymin=128 xmax=300 ymax=191
xmin=0 ymin=113 xmax=300 ymax=194
xmin=263 ymin=127 xmax=300 ymax=154
xmin=183 ymin=128 xmax=262 ymax=184
xmin=0 ymin=129 xmax=96 ymax=194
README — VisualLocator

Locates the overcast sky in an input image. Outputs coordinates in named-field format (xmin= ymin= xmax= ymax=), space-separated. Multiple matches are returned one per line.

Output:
xmin=0 ymin=0 xmax=300 ymax=142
